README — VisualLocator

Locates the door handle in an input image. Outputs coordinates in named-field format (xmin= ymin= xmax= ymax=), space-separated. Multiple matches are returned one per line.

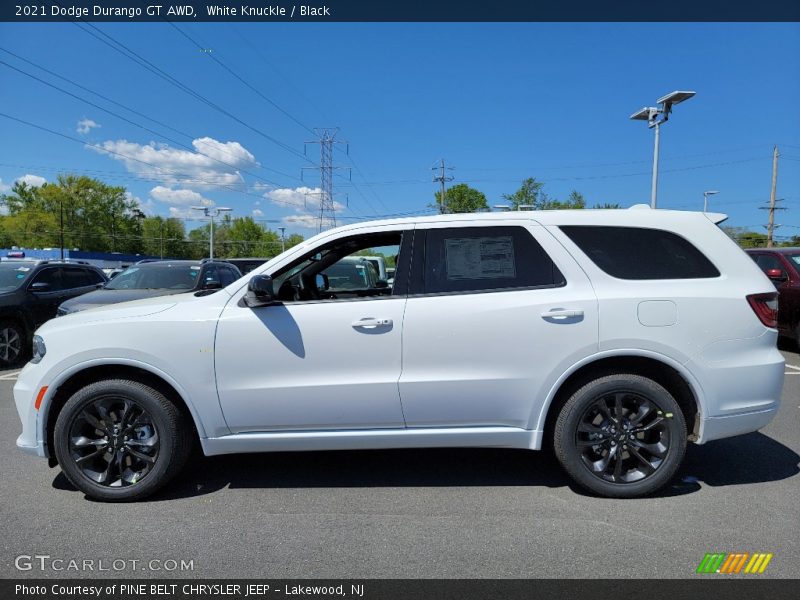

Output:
xmin=352 ymin=318 xmax=393 ymax=329
xmin=541 ymin=308 xmax=584 ymax=320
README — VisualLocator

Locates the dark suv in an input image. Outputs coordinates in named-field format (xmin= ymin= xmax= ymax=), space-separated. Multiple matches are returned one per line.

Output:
xmin=57 ymin=259 xmax=241 ymax=316
xmin=746 ymin=247 xmax=800 ymax=346
xmin=0 ymin=260 xmax=107 ymax=366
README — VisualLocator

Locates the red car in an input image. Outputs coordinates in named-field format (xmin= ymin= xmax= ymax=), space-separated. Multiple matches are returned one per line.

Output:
xmin=746 ymin=247 xmax=800 ymax=346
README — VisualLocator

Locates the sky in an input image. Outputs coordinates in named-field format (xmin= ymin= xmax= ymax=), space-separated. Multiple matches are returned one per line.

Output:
xmin=0 ymin=22 xmax=799 ymax=239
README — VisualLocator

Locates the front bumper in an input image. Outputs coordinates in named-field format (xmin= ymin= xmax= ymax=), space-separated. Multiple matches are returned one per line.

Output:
xmin=14 ymin=362 xmax=48 ymax=458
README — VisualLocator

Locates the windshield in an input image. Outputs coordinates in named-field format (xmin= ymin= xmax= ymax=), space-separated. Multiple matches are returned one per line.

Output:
xmin=788 ymin=255 xmax=800 ymax=272
xmin=0 ymin=263 xmax=34 ymax=291
xmin=105 ymin=264 xmax=201 ymax=290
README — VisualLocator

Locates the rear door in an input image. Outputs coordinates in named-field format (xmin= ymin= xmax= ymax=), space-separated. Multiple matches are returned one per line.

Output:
xmin=399 ymin=221 xmax=598 ymax=430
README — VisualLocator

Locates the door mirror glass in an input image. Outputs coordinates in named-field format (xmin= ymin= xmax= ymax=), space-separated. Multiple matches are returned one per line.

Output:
xmin=204 ymin=279 xmax=222 ymax=290
xmin=30 ymin=282 xmax=51 ymax=292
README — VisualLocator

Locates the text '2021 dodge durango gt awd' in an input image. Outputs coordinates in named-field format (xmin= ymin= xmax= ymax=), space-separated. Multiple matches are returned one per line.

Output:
xmin=15 ymin=208 xmax=784 ymax=501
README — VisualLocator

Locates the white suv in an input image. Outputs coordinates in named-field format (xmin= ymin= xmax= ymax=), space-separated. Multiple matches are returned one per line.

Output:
xmin=14 ymin=208 xmax=784 ymax=501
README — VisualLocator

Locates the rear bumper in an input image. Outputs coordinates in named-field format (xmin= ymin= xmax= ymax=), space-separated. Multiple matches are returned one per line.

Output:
xmin=697 ymin=406 xmax=779 ymax=444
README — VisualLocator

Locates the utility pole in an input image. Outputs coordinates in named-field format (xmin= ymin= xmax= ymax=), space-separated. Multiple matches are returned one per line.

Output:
xmin=303 ymin=128 xmax=350 ymax=233
xmin=760 ymin=146 xmax=784 ymax=248
xmin=278 ymin=227 xmax=286 ymax=253
xmin=432 ymin=159 xmax=454 ymax=214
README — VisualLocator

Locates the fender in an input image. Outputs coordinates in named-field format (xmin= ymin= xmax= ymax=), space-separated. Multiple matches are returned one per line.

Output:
xmin=36 ymin=356 xmax=212 ymax=449
xmin=531 ymin=348 xmax=707 ymax=441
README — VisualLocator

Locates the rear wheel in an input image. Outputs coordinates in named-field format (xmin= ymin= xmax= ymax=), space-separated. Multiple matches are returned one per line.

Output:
xmin=54 ymin=379 xmax=192 ymax=502
xmin=0 ymin=320 xmax=25 ymax=367
xmin=553 ymin=374 xmax=686 ymax=498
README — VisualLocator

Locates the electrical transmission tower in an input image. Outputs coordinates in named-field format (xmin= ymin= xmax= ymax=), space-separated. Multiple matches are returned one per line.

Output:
xmin=303 ymin=128 xmax=350 ymax=232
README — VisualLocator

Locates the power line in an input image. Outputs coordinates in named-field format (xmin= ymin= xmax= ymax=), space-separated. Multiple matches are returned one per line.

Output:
xmin=166 ymin=21 xmax=316 ymax=136
xmin=0 ymin=57 xmax=297 ymax=188
xmin=0 ymin=111 xmax=312 ymax=211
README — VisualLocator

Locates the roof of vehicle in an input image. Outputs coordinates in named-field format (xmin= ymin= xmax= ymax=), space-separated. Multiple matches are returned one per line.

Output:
xmin=745 ymin=247 xmax=800 ymax=254
xmin=295 ymin=207 xmax=729 ymax=246
xmin=131 ymin=260 xmax=212 ymax=267
xmin=0 ymin=259 xmax=101 ymax=268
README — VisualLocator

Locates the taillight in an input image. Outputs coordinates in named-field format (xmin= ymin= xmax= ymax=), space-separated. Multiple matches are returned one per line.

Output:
xmin=746 ymin=292 xmax=778 ymax=328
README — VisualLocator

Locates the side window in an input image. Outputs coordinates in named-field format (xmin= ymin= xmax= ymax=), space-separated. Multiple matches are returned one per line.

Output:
xmin=420 ymin=226 xmax=564 ymax=294
xmin=61 ymin=268 xmax=93 ymax=289
xmin=560 ymin=226 xmax=720 ymax=280
xmin=219 ymin=267 xmax=238 ymax=286
xmin=271 ymin=231 xmax=406 ymax=302
xmin=85 ymin=269 xmax=106 ymax=285
xmin=29 ymin=268 xmax=64 ymax=291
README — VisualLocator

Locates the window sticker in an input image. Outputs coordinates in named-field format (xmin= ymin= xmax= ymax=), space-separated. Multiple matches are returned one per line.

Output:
xmin=16 ymin=267 xmax=30 ymax=272
xmin=445 ymin=236 xmax=516 ymax=280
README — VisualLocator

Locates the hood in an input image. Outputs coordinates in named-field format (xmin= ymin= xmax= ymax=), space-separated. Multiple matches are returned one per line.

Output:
xmin=59 ymin=288 xmax=187 ymax=314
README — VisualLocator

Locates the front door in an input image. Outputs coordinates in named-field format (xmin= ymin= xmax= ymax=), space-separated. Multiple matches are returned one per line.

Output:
xmin=215 ymin=228 xmax=411 ymax=433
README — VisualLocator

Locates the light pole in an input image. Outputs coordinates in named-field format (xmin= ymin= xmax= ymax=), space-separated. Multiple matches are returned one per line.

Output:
xmin=630 ymin=91 xmax=696 ymax=209
xmin=191 ymin=206 xmax=232 ymax=260
xmin=703 ymin=190 xmax=720 ymax=213
xmin=278 ymin=227 xmax=286 ymax=253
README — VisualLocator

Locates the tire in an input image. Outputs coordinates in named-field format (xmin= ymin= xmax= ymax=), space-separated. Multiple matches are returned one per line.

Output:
xmin=0 ymin=320 xmax=26 ymax=368
xmin=54 ymin=379 xmax=192 ymax=502
xmin=553 ymin=374 xmax=687 ymax=498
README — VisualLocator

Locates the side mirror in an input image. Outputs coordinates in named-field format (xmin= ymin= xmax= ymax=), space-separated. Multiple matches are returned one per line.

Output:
xmin=315 ymin=273 xmax=329 ymax=291
xmin=765 ymin=268 xmax=787 ymax=281
xmin=30 ymin=282 xmax=51 ymax=292
xmin=244 ymin=274 xmax=278 ymax=308
xmin=375 ymin=279 xmax=389 ymax=289
xmin=204 ymin=279 xmax=222 ymax=290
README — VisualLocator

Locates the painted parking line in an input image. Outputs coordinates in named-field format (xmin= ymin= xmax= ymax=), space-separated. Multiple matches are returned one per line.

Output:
xmin=0 ymin=370 xmax=21 ymax=381
xmin=785 ymin=364 xmax=800 ymax=371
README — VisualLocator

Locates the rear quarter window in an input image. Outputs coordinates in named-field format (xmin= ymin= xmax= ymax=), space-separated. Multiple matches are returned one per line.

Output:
xmin=560 ymin=226 xmax=719 ymax=280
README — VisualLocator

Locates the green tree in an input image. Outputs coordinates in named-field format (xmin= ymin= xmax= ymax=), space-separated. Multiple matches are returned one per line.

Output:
xmin=541 ymin=190 xmax=586 ymax=210
xmin=502 ymin=178 xmax=548 ymax=210
xmin=722 ymin=227 xmax=768 ymax=248
xmin=141 ymin=217 xmax=187 ymax=258
xmin=592 ymin=202 xmax=623 ymax=209
xmin=1 ymin=175 xmax=141 ymax=253
xmin=432 ymin=183 xmax=488 ymax=214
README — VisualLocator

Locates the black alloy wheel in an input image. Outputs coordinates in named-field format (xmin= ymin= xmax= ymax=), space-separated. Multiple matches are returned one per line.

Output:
xmin=554 ymin=374 xmax=687 ymax=498
xmin=0 ymin=321 xmax=24 ymax=367
xmin=67 ymin=396 xmax=160 ymax=487
xmin=54 ymin=379 xmax=192 ymax=501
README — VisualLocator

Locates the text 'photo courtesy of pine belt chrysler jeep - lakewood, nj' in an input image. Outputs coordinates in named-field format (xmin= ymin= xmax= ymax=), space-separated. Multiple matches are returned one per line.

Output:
xmin=13 ymin=207 xmax=785 ymax=501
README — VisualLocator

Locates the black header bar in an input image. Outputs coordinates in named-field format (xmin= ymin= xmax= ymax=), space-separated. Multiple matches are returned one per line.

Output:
xmin=2 ymin=1 xmax=799 ymax=23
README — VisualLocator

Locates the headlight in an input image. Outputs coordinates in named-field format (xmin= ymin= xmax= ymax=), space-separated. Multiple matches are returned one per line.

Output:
xmin=31 ymin=335 xmax=46 ymax=364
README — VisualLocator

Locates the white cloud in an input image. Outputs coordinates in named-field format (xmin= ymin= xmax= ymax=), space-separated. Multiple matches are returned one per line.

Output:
xmin=0 ymin=178 xmax=10 ymax=193
xmin=16 ymin=174 xmax=47 ymax=187
xmin=266 ymin=186 xmax=320 ymax=211
xmin=283 ymin=214 xmax=336 ymax=230
xmin=90 ymin=137 xmax=256 ymax=190
xmin=77 ymin=118 xmax=101 ymax=135
xmin=150 ymin=186 xmax=214 ymax=207
xmin=266 ymin=186 xmax=346 ymax=212
xmin=252 ymin=209 xmax=264 ymax=217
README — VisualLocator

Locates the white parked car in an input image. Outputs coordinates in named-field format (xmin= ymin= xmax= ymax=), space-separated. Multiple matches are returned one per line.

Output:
xmin=14 ymin=208 xmax=784 ymax=501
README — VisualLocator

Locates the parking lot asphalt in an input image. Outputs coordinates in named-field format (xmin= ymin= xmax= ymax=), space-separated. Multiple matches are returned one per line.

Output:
xmin=1 ymin=347 xmax=798 ymax=580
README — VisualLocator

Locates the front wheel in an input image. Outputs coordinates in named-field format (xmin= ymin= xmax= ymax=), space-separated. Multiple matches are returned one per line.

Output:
xmin=553 ymin=374 xmax=686 ymax=498
xmin=54 ymin=379 xmax=192 ymax=502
